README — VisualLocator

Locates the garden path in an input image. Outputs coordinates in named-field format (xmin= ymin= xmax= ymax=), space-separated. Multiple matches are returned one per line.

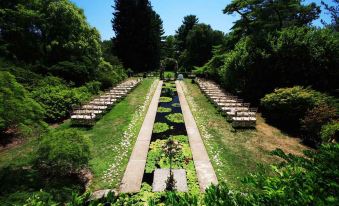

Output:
xmin=119 ymin=80 xmax=163 ymax=193
xmin=176 ymin=81 xmax=218 ymax=191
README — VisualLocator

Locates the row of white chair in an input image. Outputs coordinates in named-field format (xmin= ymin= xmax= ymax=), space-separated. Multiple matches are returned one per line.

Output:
xmin=71 ymin=78 xmax=142 ymax=126
xmin=196 ymin=78 xmax=257 ymax=128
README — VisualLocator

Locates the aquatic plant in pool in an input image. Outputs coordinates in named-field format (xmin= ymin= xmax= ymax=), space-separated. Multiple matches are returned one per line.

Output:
xmin=166 ymin=113 xmax=184 ymax=123
xmin=153 ymin=122 xmax=172 ymax=133
xmin=160 ymin=97 xmax=172 ymax=103
xmin=158 ymin=107 xmax=172 ymax=113
xmin=172 ymin=103 xmax=180 ymax=107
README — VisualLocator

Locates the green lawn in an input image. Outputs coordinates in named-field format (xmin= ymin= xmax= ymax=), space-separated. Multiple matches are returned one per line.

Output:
xmin=182 ymin=80 xmax=308 ymax=190
xmin=0 ymin=78 xmax=157 ymax=205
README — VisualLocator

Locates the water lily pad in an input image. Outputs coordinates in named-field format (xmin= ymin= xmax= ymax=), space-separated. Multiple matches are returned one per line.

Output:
xmin=166 ymin=113 xmax=184 ymax=123
xmin=172 ymin=103 xmax=181 ymax=107
xmin=158 ymin=107 xmax=172 ymax=113
xmin=160 ymin=97 xmax=172 ymax=103
xmin=153 ymin=122 xmax=172 ymax=133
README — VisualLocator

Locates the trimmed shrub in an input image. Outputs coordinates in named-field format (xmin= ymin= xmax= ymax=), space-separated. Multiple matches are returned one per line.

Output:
xmin=35 ymin=130 xmax=91 ymax=177
xmin=0 ymin=71 xmax=45 ymax=134
xmin=260 ymin=86 xmax=337 ymax=132
xmin=321 ymin=121 xmax=339 ymax=143
xmin=301 ymin=104 xmax=338 ymax=146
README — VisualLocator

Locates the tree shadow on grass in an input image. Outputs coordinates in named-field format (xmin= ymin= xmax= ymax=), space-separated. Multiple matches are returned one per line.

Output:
xmin=0 ymin=166 xmax=84 ymax=205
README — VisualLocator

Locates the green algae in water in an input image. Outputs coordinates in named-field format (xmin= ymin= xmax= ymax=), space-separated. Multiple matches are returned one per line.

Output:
xmin=153 ymin=122 xmax=172 ymax=133
xmin=160 ymin=97 xmax=172 ymax=103
xmin=172 ymin=103 xmax=180 ymax=107
xmin=157 ymin=107 xmax=172 ymax=113
xmin=165 ymin=113 xmax=184 ymax=123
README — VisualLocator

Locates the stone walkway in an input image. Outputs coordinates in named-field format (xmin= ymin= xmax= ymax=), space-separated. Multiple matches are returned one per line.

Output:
xmin=119 ymin=80 xmax=163 ymax=193
xmin=176 ymin=81 xmax=218 ymax=192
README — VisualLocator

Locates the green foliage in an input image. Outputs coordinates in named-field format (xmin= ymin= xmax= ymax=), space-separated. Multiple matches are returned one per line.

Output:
xmin=35 ymin=129 xmax=91 ymax=176
xmin=0 ymin=0 xmax=102 ymax=84
xmin=260 ymin=86 xmax=337 ymax=132
xmin=23 ymin=190 xmax=57 ymax=206
xmin=321 ymin=121 xmax=339 ymax=143
xmin=113 ymin=0 xmax=164 ymax=72
xmin=175 ymin=15 xmax=199 ymax=53
xmin=204 ymin=183 xmax=253 ymax=206
xmin=200 ymin=27 xmax=339 ymax=103
xmin=166 ymin=113 xmax=184 ymax=123
xmin=31 ymin=76 xmax=99 ymax=122
xmin=160 ymin=96 xmax=173 ymax=103
xmin=161 ymin=58 xmax=178 ymax=71
xmin=224 ymin=0 xmax=320 ymax=36
xmin=0 ymin=71 xmax=45 ymax=134
xmin=301 ymin=104 xmax=338 ymax=146
xmin=158 ymin=107 xmax=172 ymax=113
xmin=250 ymin=144 xmax=339 ymax=205
xmin=165 ymin=192 xmax=198 ymax=206
xmin=161 ymin=35 xmax=177 ymax=59
xmin=153 ymin=123 xmax=172 ymax=134
xmin=96 ymin=59 xmax=127 ymax=89
xmin=172 ymin=103 xmax=181 ymax=108
xmin=184 ymin=24 xmax=224 ymax=70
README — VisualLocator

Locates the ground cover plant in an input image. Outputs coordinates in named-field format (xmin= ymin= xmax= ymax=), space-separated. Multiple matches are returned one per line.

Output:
xmin=166 ymin=113 xmax=184 ymax=123
xmin=145 ymin=135 xmax=199 ymax=193
xmin=153 ymin=122 xmax=172 ymax=134
xmin=160 ymin=97 xmax=173 ymax=103
xmin=157 ymin=107 xmax=172 ymax=113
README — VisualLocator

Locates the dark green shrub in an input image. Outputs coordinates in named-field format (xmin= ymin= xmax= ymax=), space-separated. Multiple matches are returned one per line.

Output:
xmin=96 ymin=60 xmax=127 ymax=89
xmin=260 ymin=86 xmax=337 ymax=132
xmin=199 ymin=27 xmax=339 ymax=103
xmin=301 ymin=104 xmax=338 ymax=146
xmin=35 ymin=130 xmax=91 ymax=177
xmin=0 ymin=71 xmax=45 ymax=134
xmin=321 ymin=121 xmax=339 ymax=143
xmin=31 ymin=77 xmax=98 ymax=123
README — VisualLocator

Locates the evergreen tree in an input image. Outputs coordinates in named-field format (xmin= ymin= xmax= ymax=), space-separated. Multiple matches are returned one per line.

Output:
xmin=175 ymin=15 xmax=199 ymax=53
xmin=224 ymin=0 xmax=320 ymax=35
xmin=112 ymin=0 xmax=163 ymax=72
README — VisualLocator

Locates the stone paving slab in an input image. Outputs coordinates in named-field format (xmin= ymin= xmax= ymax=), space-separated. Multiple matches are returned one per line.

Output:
xmin=176 ymin=81 xmax=218 ymax=192
xmin=152 ymin=169 xmax=188 ymax=192
xmin=120 ymin=80 xmax=163 ymax=193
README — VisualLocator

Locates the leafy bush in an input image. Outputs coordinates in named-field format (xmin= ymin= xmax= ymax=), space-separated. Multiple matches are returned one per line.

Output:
xmin=35 ymin=130 xmax=91 ymax=177
xmin=96 ymin=59 xmax=127 ymax=89
xmin=321 ymin=121 xmax=339 ymax=143
xmin=255 ymin=144 xmax=339 ymax=205
xmin=301 ymin=104 xmax=338 ymax=146
xmin=260 ymin=86 xmax=337 ymax=132
xmin=31 ymin=77 xmax=100 ymax=123
xmin=0 ymin=71 xmax=45 ymax=134
xmin=199 ymin=27 xmax=339 ymax=102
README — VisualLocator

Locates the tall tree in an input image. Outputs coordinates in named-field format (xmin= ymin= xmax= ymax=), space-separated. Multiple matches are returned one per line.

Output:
xmin=112 ymin=0 xmax=163 ymax=72
xmin=224 ymin=0 xmax=320 ymax=35
xmin=321 ymin=0 xmax=339 ymax=31
xmin=175 ymin=15 xmax=199 ymax=52
xmin=185 ymin=24 xmax=224 ymax=70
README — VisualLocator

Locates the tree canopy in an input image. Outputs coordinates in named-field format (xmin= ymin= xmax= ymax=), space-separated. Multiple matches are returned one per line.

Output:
xmin=112 ymin=0 xmax=164 ymax=72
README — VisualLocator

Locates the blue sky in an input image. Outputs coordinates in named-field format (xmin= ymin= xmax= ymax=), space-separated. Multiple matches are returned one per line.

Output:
xmin=70 ymin=0 xmax=333 ymax=40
